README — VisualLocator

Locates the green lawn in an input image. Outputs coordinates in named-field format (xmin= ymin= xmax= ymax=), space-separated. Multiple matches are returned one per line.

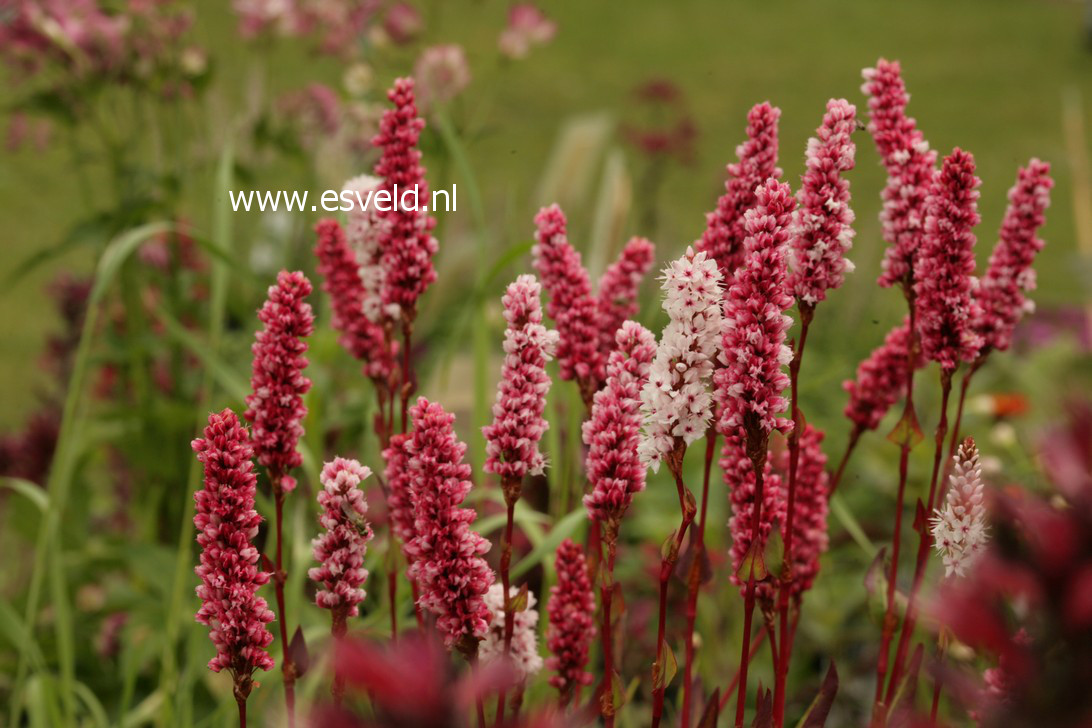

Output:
xmin=2 ymin=0 xmax=1090 ymax=429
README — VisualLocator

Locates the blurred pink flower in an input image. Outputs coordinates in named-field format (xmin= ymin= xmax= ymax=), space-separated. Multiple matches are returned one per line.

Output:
xmin=383 ymin=1 xmax=422 ymax=44
xmin=412 ymin=45 xmax=471 ymax=113
xmin=545 ymin=539 xmax=595 ymax=699
xmin=498 ymin=4 xmax=557 ymax=59
xmin=842 ymin=318 xmax=922 ymax=433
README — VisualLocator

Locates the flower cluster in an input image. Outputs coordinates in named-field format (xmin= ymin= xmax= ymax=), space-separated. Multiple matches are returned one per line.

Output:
xmin=861 ymin=58 xmax=939 ymax=289
xmin=914 ymin=148 xmax=983 ymax=373
xmin=191 ymin=409 xmax=275 ymax=680
xmin=342 ymin=174 xmax=387 ymax=324
xmin=314 ymin=219 xmax=397 ymax=381
xmin=596 ymin=236 xmax=656 ymax=358
xmin=717 ymin=178 xmax=795 ymax=439
xmin=373 ymin=78 xmax=438 ymax=321
xmin=724 ymin=433 xmax=784 ymax=599
xmin=498 ymin=4 xmax=558 ymax=59
xmin=842 ymin=318 xmax=919 ymax=432
xmin=639 ymin=247 xmax=724 ymax=470
xmin=233 ymin=0 xmax=376 ymax=57
xmin=931 ymin=438 xmax=989 ymax=577
xmin=777 ymin=425 xmax=830 ymax=595
xmin=404 ymin=398 xmax=495 ymax=649
xmin=479 ymin=584 xmax=544 ymax=679
xmin=584 ymin=321 xmax=657 ymax=525
xmin=243 ymin=270 xmax=314 ymax=493
xmin=697 ymin=102 xmax=782 ymax=278
xmin=382 ymin=433 xmax=416 ymax=550
xmin=974 ymin=159 xmax=1054 ymax=355
xmin=309 ymin=457 xmax=374 ymax=618
xmin=533 ymin=204 xmax=606 ymax=388
xmin=545 ymin=539 xmax=596 ymax=697
xmin=789 ymin=98 xmax=858 ymax=306
xmin=483 ymin=275 xmax=559 ymax=483
xmin=413 ymin=45 xmax=472 ymax=113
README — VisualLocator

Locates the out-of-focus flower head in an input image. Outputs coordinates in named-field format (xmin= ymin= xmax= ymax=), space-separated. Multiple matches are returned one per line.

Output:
xmin=724 ymin=432 xmax=784 ymax=601
xmin=776 ymin=425 xmax=830 ymax=595
xmin=233 ymin=0 xmax=378 ymax=57
xmin=842 ymin=318 xmax=923 ymax=433
xmin=413 ymin=45 xmax=471 ymax=114
xmin=478 ymin=583 xmax=544 ymax=680
xmin=545 ymin=539 xmax=595 ymax=702
xmin=382 ymin=1 xmax=422 ymax=44
xmin=498 ymin=4 xmax=557 ymax=60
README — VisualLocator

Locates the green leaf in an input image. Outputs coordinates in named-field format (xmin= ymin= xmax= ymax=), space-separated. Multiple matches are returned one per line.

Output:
xmin=830 ymin=492 xmax=877 ymax=556
xmin=652 ymin=639 xmax=678 ymax=690
xmin=90 ymin=222 xmax=173 ymax=304
xmin=886 ymin=403 xmax=924 ymax=449
xmin=0 ymin=478 xmax=48 ymax=512
xmin=155 ymin=304 xmax=248 ymax=402
xmin=73 ymin=681 xmax=110 ymax=728
xmin=511 ymin=508 xmax=586 ymax=579
xmin=796 ymin=662 xmax=839 ymax=728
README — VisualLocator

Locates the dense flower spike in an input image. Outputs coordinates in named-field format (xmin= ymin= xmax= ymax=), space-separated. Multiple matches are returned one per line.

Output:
xmin=314 ymin=219 xmax=397 ymax=381
xmin=532 ymin=204 xmax=605 ymax=388
xmin=479 ymin=583 xmax=544 ymax=679
xmin=342 ymin=174 xmax=387 ymax=323
xmin=724 ymin=433 xmax=784 ymax=599
xmin=483 ymin=275 xmax=559 ymax=481
xmin=584 ymin=321 xmax=657 ymax=524
xmin=776 ymin=426 xmax=829 ymax=594
xmin=309 ymin=458 xmax=374 ymax=617
xmin=789 ymin=98 xmax=858 ymax=305
xmin=372 ymin=77 xmax=438 ymax=321
xmin=192 ymin=409 xmax=275 ymax=681
xmin=974 ymin=159 xmax=1054 ymax=355
xmin=596 ymin=236 xmax=655 ymax=357
xmin=914 ymin=148 xmax=984 ymax=372
xmin=717 ymin=178 xmax=796 ymax=439
xmin=931 ymin=438 xmax=989 ymax=577
xmin=697 ymin=102 xmax=783 ymax=278
xmin=843 ymin=318 xmax=920 ymax=432
xmin=546 ymin=539 xmax=596 ymax=697
xmin=861 ymin=59 xmax=939 ymax=288
xmin=404 ymin=398 xmax=494 ymax=649
xmin=244 ymin=270 xmax=314 ymax=493
xmin=638 ymin=247 xmax=724 ymax=470
xmin=382 ymin=433 xmax=416 ymax=550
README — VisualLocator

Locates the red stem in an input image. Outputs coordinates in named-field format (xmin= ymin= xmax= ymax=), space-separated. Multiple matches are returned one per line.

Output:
xmin=400 ymin=320 xmax=413 ymax=434
xmin=884 ymin=371 xmax=952 ymax=708
xmin=331 ymin=606 xmax=348 ymax=707
xmin=495 ymin=493 xmax=517 ymax=727
xmin=236 ymin=693 xmax=247 ymax=728
xmin=682 ymin=430 xmax=717 ymax=728
xmin=272 ymin=477 xmax=296 ymax=728
xmin=387 ymin=556 xmax=398 ymax=642
xmin=827 ymin=426 xmax=861 ymax=498
xmin=600 ymin=525 xmax=619 ymax=727
xmin=735 ymin=447 xmax=767 ymax=728
xmin=719 ymin=626 xmax=768 ymax=714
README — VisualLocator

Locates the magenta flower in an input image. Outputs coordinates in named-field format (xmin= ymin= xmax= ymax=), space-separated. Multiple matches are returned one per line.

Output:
xmin=244 ymin=270 xmax=313 ymax=494
xmin=842 ymin=318 xmax=922 ymax=432
xmin=309 ymin=457 xmax=374 ymax=618
xmin=595 ymin=236 xmax=655 ymax=358
xmin=789 ymin=98 xmax=858 ymax=306
xmin=724 ymin=432 xmax=784 ymax=600
xmin=717 ymin=178 xmax=795 ymax=440
xmin=192 ymin=409 xmax=275 ymax=687
xmin=776 ymin=425 xmax=829 ymax=595
xmin=914 ymin=148 xmax=983 ymax=373
xmin=861 ymin=59 xmax=939 ymax=289
xmin=372 ymin=78 xmax=438 ymax=322
xmin=483 ymin=275 xmax=559 ymax=485
xmin=498 ymin=3 xmax=558 ymax=60
xmin=697 ymin=102 xmax=782 ymax=278
xmin=314 ymin=218 xmax=397 ymax=382
xmin=405 ymin=397 xmax=495 ymax=651
xmin=583 ymin=320 xmax=657 ymax=526
xmin=533 ymin=204 xmax=605 ymax=396
xmin=545 ymin=538 xmax=596 ymax=701
xmin=974 ymin=159 xmax=1054 ymax=355
xmin=382 ymin=433 xmax=416 ymax=552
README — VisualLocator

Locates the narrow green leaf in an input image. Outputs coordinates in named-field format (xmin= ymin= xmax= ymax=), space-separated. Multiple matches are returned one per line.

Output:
xmin=0 ymin=477 xmax=48 ymax=511
xmin=511 ymin=508 xmax=586 ymax=579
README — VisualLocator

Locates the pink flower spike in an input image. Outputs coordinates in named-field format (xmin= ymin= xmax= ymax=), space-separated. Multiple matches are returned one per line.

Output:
xmin=697 ymin=102 xmax=782 ymax=279
xmin=974 ymin=159 xmax=1054 ymax=355
xmin=309 ymin=458 xmax=374 ymax=618
xmin=583 ymin=320 xmax=657 ymax=525
xmin=790 ymin=98 xmax=858 ymax=306
xmin=931 ymin=438 xmax=989 ymax=577
xmin=533 ymin=204 xmax=605 ymax=392
xmin=244 ymin=270 xmax=314 ymax=493
xmin=596 ymin=236 xmax=655 ymax=358
xmin=405 ymin=397 xmax=495 ymax=651
xmin=342 ymin=174 xmax=387 ymax=324
xmin=483 ymin=275 xmax=559 ymax=484
xmin=382 ymin=433 xmax=416 ymax=553
xmin=842 ymin=318 xmax=922 ymax=432
xmin=724 ymin=432 xmax=783 ymax=600
xmin=192 ymin=409 xmax=275 ymax=684
xmin=717 ymin=178 xmax=795 ymax=441
xmin=861 ymin=59 xmax=939 ymax=289
xmin=372 ymin=77 xmax=438 ymax=322
xmin=914 ymin=148 xmax=984 ymax=373
xmin=314 ymin=219 xmax=397 ymax=382
xmin=639 ymin=247 xmax=724 ymax=470
xmin=776 ymin=425 xmax=829 ymax=595
xmin=546 ymin=539 xmax=596 ymax=697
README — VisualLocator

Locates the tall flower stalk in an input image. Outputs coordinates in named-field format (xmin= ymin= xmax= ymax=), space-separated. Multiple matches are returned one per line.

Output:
xmin=640 ymin=247 xmax=723 ymax=727
xmin=716 ymin=178 xmax=795 ymax=727
xmin=584 ymin=320 xmax=656 ymax=725
xmin=192 ymin=409 xmax=275 ymax=728
xmin=243 ymin=270 xmax=313 ymax=725
xmin=546 ymin=538 xmax=596 ymax=708
xmin=482 ymin=274 xmax=557 ymax=723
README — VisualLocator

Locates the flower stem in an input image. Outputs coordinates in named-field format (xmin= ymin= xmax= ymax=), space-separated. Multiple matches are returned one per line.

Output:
xmin=272 ymin=477 xmax=296 ymax=728
xmin=236 ymin=693 xmax=247 ymax=728
xmin=682 ymin=429 xmax=717 ymax=728
xmin=600 ymin=523 xmax=619 ymax=727
xmin=735 ymin=443 xmax=768 ymax=728
xmin=331 ymin=606 xmax=348 ymax=707
xmin=496 ymin=482 xmax=519 ymax=727
xmin=719 ymin=626 xmax=767 ymax=714
xmin=827 ymin=426 xmax=861 ymax=497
